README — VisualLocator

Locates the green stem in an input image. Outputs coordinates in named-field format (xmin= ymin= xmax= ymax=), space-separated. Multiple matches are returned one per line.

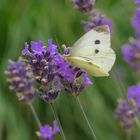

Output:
xmin=75 ymin=96 xmax=98 ymax=140
xmin=135 ymin=117 xmax=140 ymax=129
xmin=126 ymin=134 xmax=131 ymax=140
xmin=28 ymin=102 xmax=42 ymax=128
xmin=112 ymin=70 xmax=140 ymax=131
xmin=133 ymin=105 xmax=140 ymax=130
xmin=50 ymin=103 xmax=67 ymax=140
xmin=111 ymin=70 xmax=126 ymax=98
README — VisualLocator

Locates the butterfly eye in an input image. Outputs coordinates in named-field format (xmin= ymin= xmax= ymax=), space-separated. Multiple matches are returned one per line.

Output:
xmin=94 ymin=40 xmax=100 ymax=44
xmin=95 ymin=49 xmax=99 ymax=54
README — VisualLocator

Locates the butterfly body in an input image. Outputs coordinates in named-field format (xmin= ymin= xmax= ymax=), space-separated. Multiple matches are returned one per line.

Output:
xmin=65 ymin=25 xmax=116 ymax=77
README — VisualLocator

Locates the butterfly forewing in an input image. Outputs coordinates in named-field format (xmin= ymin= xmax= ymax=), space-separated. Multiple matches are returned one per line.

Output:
xmin=70 ymin=25 xmax=111 ymax=57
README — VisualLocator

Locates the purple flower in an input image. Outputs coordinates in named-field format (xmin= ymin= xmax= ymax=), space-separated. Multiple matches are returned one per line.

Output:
xmin=31 ymin=41 xmax=46 ymax=55
xmin=72 ymin=0 xmax=94 ymax=14
xmin=51 ymin=46 xmax=93 ymax=96
xmin=128 ymin=85 xmax=140 ymax=108
xmin=50 ymin=48 xmax=93 ymax=95
xmin=82 ymin=11 xmax=112 ymax=33
xmin=6 ymin=59 xmax=36 ymax=103
xmin=62 ymin=45 xmax=71 ymax=55
xmin=22 ymin=39 xmax=93 ymax=98
xmin=62 ymin=67 xmax=93 ymax=96
xmin=37 ymin=120 xmax=60 ymax=140
xmin=48 ymin=39 xmax=57 ymax=55
xmin=132 ymin=9 xmax=140 ymax=37
xmin=22 ymin=42 xmax=32 ymax=56
xmin=121 ymin=39 xmax=140 ymax=72
xmin=22 ymin=40 xmax=63 ymax=102
xmin=115 ymin=99 xmax=134 ymax=133
xmin=39 ymin=90 xmax=59 ymax=103
xmin=82 ymin=73 xmax=92 ymax=86
xmin=134 ymin=0 xmax=140 ymax=4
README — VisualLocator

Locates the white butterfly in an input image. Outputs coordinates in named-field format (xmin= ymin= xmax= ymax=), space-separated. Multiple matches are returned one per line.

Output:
xmin=64 ymin=25 xmax=116 ymax=77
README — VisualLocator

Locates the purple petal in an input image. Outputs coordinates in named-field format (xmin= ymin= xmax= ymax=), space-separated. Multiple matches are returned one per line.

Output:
xmin=82 ymin=73 xmax=93 ymax=86
xmin=82 ymin=12 xmax=113 ymax=33
xmin=37 ymin=121 xmax=60 ymax=139
xmin=134 ymin=0 xmax=140 ymax=4
xmin=53 ymin=120 xmax=60 ymax=134
xmin=48 ymin=39 xmax=57 ymax=55
xmin=40 ymin=125 xmax=52 ymax=138
xmin=54 ymin=76 xmax=64 ymax=90
xmin=22 ymin=42 xmax=32 ymax=56
xmin=121 ymin=45 xmax=132 ymax=63
xmin=31 ymin=41 xmax=46 ymax=54
xmin=132 ymin=9 xmax=140 ymax=36
xmin=128 ymin=85 xmax=140 ymax=108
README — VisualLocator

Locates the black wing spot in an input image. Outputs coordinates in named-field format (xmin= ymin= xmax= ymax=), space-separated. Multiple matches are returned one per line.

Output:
xmin=88 ymin=62 xmax=92 ymax=65
xmin=95 ymin=40 xmax=100 ymax=44
xmin=95 ymin=49 xmax=99 ymax=54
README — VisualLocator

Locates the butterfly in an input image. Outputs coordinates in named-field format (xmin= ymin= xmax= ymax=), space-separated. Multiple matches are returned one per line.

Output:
xmin=64 ymin=25 xmax=116 ymax=77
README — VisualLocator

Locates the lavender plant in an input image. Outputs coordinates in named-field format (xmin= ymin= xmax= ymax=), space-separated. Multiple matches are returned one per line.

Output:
xmin=121 ymin=0 xmax=140 ymax=74
xmin=6 ymin=29 xmax=95 ymax=140
xmin=132 ymin=9 xmax=140 ymax=37
xmin=128 ymin=85 xmax=140 ymax=108
xmin=5 ymin=58 xmax=42 ymax=128
xmin=69 ymin=0 xmax=113 ymax=139
xmin=37 ymin=120 xmax=60 ymax=140
xmin=122 ymin=39 xmax=140 ymax=73
xmin=71 ymin=0 xmax=112 ymax=32
xmin=135 ymin=0 xmax=140 ymax=4
xmin=71 ymin=0 xmax=95 ymax=14
xmin=22 ymin=40 xmax=63 ymax=103
xmin=82 ymin=11 xmax=112 ymax=33
xmin=5 ymin=0 xmax=118 ymax=140
xmin=115 ymin=86 xmax=140 ymax=138
xmin=115 ymin=99 xmax=134 ymax=134
xmin=115 ymin=0 xmax=140 ymax=137
xmin=6 ymin=59 xmax=36 ymax=103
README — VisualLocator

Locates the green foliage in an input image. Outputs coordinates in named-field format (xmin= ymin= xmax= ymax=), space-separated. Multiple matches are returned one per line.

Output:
xmin=0 ymin=0 xmax=137 ymax=139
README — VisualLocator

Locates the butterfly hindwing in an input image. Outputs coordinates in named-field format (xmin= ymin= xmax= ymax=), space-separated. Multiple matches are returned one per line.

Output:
xmin=85 ymin=48 xmax=116 ymax=73
xmin=66 ymin=56 xmax=109 ymax=76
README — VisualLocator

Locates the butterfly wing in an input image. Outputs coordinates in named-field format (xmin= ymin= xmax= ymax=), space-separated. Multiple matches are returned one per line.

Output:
xmin=70 ymin=25 xmax=111 ymax=57
xmin=66 ymin=25 xmax=116 ymax=76
xmin=67 ymin=48 xmax=115 ymax=77
xmin=66 ymin=56 xmax=109 ymax=77
xmin=88 ymin=48 xmax=116 ymax=73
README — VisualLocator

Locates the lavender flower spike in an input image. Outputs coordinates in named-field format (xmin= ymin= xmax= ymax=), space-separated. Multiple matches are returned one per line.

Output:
xmin=22 ymin=40 xmax=64 ymax=103
xmin=82 ymin=11 xmax=112 ymax=33
xmin=62 ymin=66 xmax=93 ymax=96
xmin=132 ymin=9 xmax=140 ymax=37
xmin=115 ymin=99 xmax=133 ymax=133
xmin=121 ymin=39 xmax=140 ymax=72
xmin=134 ymin=0 xmax=140 ymax=4
xmin=37 ymin=120 xmax=60 ymax=140
xmin=72 ymin=0 xmax=95 ymax=14
xmin=6 ymin=59 xmax=36 ymax=103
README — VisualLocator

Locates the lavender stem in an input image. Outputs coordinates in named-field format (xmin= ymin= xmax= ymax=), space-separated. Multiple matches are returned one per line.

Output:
xmin=75 ymin=96 xmax=98 ymax=140
xmin=111 ymin=70 xmax=126 ymax=98
xmin=50 ymin=103 xmax=67 ymax=140
xmin=28 ymin=102 xmax=42 ymax=128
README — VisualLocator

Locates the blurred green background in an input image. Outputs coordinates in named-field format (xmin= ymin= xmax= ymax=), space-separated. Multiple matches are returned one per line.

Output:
xmin=0 ymin=0 xmax=138 ymax=140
